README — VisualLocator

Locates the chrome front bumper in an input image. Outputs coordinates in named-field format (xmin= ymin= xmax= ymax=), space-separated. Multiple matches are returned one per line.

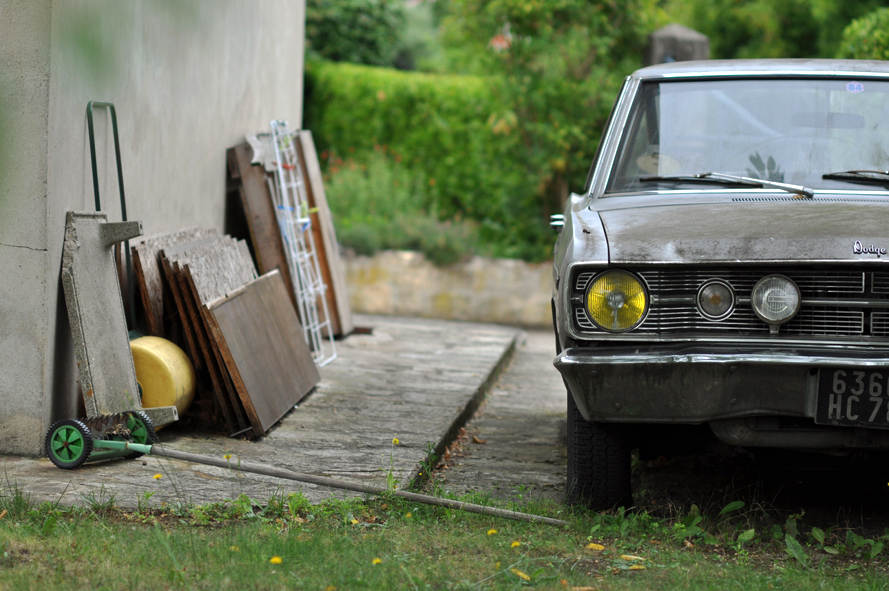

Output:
xmin=554 ymin=344 xmax=889 ymax=425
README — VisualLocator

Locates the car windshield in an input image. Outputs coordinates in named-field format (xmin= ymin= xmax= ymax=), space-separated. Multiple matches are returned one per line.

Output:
xmin=606 ymin=78 xmax=889 ymax=195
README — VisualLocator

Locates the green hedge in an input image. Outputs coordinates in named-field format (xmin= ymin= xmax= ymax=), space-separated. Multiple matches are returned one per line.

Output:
xmin=836 ymin=7 xmax=889 ymax=60
xmin=303 ymin=60 xmax=551 ymax=261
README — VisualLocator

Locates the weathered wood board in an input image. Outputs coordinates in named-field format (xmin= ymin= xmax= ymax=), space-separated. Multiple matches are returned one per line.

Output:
xmin=132 ymin=227 xmax=216 ymax=337
xmin=297 ymin=131 xmax=354 ymax=337
xmin=226 ymin=143 xmax=297 ymax=310
xmin=162 ymin=236 xmax=258 ymax=436
xmin=205 ymin=270 xmax=320 ymax=435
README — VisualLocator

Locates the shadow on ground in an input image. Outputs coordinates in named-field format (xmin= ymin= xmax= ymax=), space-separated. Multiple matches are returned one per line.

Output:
xmin=634 ymin=449 xmax=889 ymax=535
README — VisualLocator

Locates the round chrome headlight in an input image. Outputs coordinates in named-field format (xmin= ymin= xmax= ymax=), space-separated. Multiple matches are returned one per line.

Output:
xmin=697 ymin=280 xmax=735 ymax=320
xmin=751 ymin=275 xmax=800 ymax=324
xmin=585 ymin=270 xmax=648 ymax=332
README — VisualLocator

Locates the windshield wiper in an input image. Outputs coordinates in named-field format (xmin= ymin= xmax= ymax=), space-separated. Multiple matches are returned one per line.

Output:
xmin=640 ymin=172 xmax=814 ymax=199
xmin=822 ymin=170 xmax=889 ymax=189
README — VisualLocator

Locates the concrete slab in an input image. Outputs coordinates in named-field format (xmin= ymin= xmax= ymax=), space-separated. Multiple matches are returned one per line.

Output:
xmin=0 ymin=315 xmax=520 ymax=509
xmin=434 ymin=330 xmax=567 ymax=504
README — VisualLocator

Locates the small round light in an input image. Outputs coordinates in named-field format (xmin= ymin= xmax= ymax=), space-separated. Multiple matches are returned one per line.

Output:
xmin=697 ymin=280 xmax=735 ymax=320
xmin=751 ymin=275 xmax=800 ymax=324
xmin=585 ymin=270 xmax=648 ymax=332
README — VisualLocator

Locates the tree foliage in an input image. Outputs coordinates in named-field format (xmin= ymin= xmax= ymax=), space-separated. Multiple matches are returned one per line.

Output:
xmin=667 ymin=0 xmax=885 ymax=59
xmin=305 ymin=0 xmax=405 ymax=67
xmin=836 ymin=7 xmax=889 ymax=60
xmin=439 ymin=0 xmax=660 ymax=212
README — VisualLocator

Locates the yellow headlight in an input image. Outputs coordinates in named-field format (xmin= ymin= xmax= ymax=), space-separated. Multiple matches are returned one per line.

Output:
xmin=586 ymin=270 xmax=648 ymax=332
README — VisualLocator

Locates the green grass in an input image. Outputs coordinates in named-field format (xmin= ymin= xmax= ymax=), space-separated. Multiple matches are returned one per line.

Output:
xmin=2 ymin=482 xmax=889 ymax=590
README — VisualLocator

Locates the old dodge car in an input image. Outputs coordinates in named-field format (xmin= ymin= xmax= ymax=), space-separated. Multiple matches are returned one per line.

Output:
xmin=552 ymin=60 xmax=889 ymax=509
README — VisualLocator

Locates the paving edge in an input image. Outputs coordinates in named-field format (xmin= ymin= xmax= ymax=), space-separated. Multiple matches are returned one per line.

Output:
xmin=404 ymin=329 xmax=524 ymax=489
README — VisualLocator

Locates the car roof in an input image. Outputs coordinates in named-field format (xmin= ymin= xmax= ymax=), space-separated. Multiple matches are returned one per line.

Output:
xmin=633 ymin=59 xmax=889 ymax=80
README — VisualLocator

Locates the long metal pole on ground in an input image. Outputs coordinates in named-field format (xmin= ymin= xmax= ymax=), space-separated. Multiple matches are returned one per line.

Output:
xmin=148 ymin=445 xmax=570 ymax=527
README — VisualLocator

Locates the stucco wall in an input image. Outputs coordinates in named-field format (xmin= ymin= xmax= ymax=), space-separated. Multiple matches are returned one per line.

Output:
xmin=0 ymin=0 xmax=305 ymax=455
xmin=344 ymin=251 xmax=554 ymax=328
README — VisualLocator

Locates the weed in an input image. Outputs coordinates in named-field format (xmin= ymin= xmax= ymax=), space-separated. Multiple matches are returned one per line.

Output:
xmin=382 ymin=436 xmax=399 ymax=491
xmin=133 ymin=490 xmax=154 ymax=514
xmin=785 ymin=533 xmax=811 ymax=568
xmin=285 ymin=491 xmax=312 ymax=520
xmin=80 ymin=485 xmax=117 ymax=515
xmin=414 ymin=441 xmax=439 ymax=490
xmin=230 ymin=494 xmax=258 ymax=519
xmin=0 ymin=475 xmax=32 ymax=516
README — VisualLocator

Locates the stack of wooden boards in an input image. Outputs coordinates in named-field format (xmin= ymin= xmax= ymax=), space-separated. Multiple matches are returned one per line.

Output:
xmin=226 ymin=130 xmax=353 ymax=338
xmin=132 ymin=230 xmax=320 ymax=438
xmin=127 ymin=131 xmax=350 ymax=439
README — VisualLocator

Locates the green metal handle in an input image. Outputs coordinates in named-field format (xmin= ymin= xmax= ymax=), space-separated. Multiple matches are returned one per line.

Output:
xmin=86 ymin=101 xmax=136 ymax=330
xmin=92 ymin=439 xmax=153 ymax=455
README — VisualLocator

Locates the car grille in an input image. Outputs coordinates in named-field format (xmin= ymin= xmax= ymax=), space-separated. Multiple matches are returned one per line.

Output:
xmin=571 ymin=267 xmax=889 ymax=338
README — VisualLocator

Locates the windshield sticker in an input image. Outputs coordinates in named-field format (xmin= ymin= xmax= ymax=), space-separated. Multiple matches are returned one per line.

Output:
xmin=847 ymin=82 xmax=864 ymax=94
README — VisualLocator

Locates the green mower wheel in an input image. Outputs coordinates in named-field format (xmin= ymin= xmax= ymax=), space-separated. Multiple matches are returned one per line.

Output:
xmin=125 ymin=411 xmax=156 ymax=458
xmin=45 ymin=419 xmax=93 ymax=470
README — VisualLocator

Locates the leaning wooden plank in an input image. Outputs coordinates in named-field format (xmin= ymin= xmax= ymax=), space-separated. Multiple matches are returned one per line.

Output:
xmin=177 ymin=244 xmax=256 ymax=437
xmin=165 ymin=237 xmax=256 ymax=435
xmin=227 ymin=143 xmax=297 ymax=310
xmin=159 ymin=253 xmax=204 ymax=372
xmin=159 ymin=235 xmax=232 ymax=370
xmin=132 ymin=227 xmax=216 ymax=337
xmin=205 ymin=270 xmax=321 ymax=435
xmin=297 ymin=130 xmax=354 ymax=337
xmin=187 ymin=240 xmax=268 ymax=436
xmin=173 ymin=260 xmax=239 ymax=434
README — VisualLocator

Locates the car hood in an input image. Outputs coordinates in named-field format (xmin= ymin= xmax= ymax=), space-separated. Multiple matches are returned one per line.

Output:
xmin=599 ymin=201 xmax=889 ymax=264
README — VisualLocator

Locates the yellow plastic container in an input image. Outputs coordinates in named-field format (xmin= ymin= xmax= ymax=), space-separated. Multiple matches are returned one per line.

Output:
xmin=130 ymin=337 xmax=195 ymax=420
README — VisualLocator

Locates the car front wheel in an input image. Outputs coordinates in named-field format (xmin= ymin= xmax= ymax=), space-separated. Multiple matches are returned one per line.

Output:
xmin=566 ymin=390 xmax=633 ymax=510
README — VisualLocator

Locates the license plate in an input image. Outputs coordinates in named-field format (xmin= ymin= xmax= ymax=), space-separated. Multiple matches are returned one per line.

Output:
xmin=816 ymin=368 xmax=889 ymax=429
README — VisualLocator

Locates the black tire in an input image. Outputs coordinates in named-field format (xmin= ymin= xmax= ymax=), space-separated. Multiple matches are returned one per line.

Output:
xmin=566 ymin=390 xmax=632 ymax=510
xmin=45 ymin=419 xmax=94 ymax=470
xmin=125 ymin=411 xmax=157 ymax=458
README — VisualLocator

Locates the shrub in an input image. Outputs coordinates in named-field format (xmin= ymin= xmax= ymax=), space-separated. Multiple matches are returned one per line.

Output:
xmin=323 ymin=148 xmax=478 ymax=266
xmin=305 ymin=0 xmax=405 ymax=68
xmin=305 ymin=60 xmax=550 ymax=261
xmin=836 ymin=7 xmax=889 ymax=60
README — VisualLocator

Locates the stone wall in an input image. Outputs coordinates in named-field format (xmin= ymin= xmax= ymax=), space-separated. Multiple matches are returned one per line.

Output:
xmin=343 ymin=251 xmax=554 ymax=328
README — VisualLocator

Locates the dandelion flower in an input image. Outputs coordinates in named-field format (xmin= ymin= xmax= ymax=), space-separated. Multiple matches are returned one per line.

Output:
xmin=153 ymin=474 xmax=162 ymax=480
xmin=229 ymin=546 xmax=239 ymax=552
xmin=392 ymin=437 xmax=399 ymax=445
xmin=405 ymin=512 xmax=412 ymax=518
xmin=511 ymin=541 xmax=521 ymax=548
xmin=269 ymin=556 xmax=282 ymax=565
xmin=487 ymin=528 xmax=497 ymax=535
xmin=372 ymin=558 xmax=382 ymax=565
xmin=325 ymin=587 xmax=336 ymax=591
xmin=510 ymin=568 xmax=531 ymax=581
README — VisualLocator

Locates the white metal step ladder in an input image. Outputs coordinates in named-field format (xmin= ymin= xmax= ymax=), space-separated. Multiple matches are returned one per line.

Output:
xmin=268 ymin=120 xmax=336 ymax=367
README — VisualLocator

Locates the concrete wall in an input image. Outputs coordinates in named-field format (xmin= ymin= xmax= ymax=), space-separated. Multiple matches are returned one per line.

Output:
xmin=0 ymin=0 xmax=305 ymax=455
xmin=344 ymin=251 xmax=554 ymax=328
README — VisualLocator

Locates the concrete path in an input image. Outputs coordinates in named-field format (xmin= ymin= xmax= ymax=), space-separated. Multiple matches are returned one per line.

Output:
xmin=432 ymin=330 xmax=567 ymax=504
xmin=0 ymin=315 xmax=522 ymax=510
